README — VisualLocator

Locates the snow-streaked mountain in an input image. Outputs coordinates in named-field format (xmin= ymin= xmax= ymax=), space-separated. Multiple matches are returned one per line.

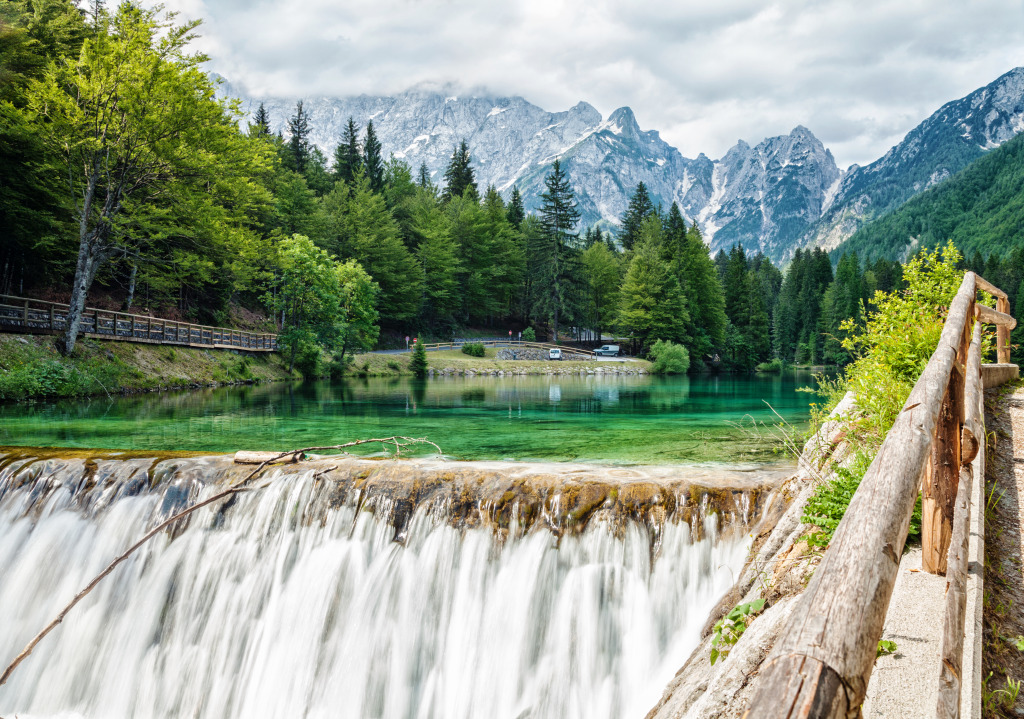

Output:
xmin=219 ymin=66 xmax=1024 ymax=263
xmin=800 ymin=67 xmax=1024 ymax=260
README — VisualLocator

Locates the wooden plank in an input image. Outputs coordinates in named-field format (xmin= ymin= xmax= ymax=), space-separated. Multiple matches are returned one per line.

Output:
xmin=975 ymin=303 xmax=1016 ymax=329
xmin=936 ymin=465 xmax=973 ymax=718
xmin=745 ymin=272 xmax=978 ymax=718
xmin=997 ymin=297 xmax=1012 ymax=364
xmin=975 ymin=273 xmax=1008 ymax=300
xmin=936 ymin=324 xmax=982 ymax=718
xmin=923 ymin=312 xmax=970 ymax=574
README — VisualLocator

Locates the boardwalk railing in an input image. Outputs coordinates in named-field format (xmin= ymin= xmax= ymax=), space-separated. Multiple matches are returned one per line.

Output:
xmin=419 ymin=339 xmax=596 ymax=357
xmin=0 ymin=295 xmax=278 ymax=352
xmin=745 ymin=271 xmax=1016 ymax=719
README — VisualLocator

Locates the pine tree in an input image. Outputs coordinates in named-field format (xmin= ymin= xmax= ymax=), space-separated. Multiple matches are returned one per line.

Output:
xmin=532 ymin=159 xmax=582 ymax=341
xmin=617 ymin=217 xmax=688 ymax=351
xmin=441 ymin=140 xmax=477 ymax=202
xmin=619 ymin=182 xmax=656 ymax=251
xmin=249 ymin=103 xmax=271 ymax=138
xmin=363 ymin=120 xmax=384 ymax=193
xmin=675 ymin=218 xmax=727 ymax=363
xmin=409 ymin=339 xmax=428 ymax=378
xmin=287 ymin=100 xmax=311 ymax=174
xmin=417 ymin=162 xmax=433 ymax=190
xmin=506 ymin=186 xmax=525 ymax=229
xmin=333 ymin=117 xmax=362 ymax=184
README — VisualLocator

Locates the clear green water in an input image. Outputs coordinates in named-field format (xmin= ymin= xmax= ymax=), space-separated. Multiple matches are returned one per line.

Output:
xmin=0 ymin=373 xmax=820 ymax=464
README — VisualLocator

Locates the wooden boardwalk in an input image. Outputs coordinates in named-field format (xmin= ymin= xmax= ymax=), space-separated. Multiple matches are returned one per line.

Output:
xmin=0 ymin=295 xmax=278 ymax=352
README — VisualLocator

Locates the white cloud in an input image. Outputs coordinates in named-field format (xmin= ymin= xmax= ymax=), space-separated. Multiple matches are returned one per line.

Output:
xmin=159 ymin=0 xmax=1024 ymax=167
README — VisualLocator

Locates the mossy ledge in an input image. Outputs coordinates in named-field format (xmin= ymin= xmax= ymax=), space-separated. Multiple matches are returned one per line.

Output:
xmin=0 ymin=448 xmax=790 ymax=557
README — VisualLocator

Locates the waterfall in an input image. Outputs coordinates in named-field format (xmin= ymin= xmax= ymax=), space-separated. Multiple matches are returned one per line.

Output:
xmin=0 ymin=453 xmax=775 ymax=719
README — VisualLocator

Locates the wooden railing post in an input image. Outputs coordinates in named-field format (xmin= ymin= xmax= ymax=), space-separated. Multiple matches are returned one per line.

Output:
xmin=922 ymin=305 xmax=972 ymax=574
xmin=997 ymin=296 xmax=1012 ymax=363
xmin=48 ymin=304 xmax=54 ymax=330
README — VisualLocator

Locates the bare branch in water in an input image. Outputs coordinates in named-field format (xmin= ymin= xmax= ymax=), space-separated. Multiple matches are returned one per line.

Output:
xmin=0 ymin=436 xmax=442 ymax=687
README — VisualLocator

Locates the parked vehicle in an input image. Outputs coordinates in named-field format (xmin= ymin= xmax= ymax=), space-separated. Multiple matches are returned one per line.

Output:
xmin=548 ymin=348 xmax=562 ymax=360
xmin=594 ymin=344 xmax=620 ymax=357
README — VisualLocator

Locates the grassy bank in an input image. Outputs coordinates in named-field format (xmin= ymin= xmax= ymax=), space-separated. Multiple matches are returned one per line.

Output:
xmin=0 ymin=334 xmax=299 ymax=401
xmin=344 ymin=348 xmax=652 ymax=377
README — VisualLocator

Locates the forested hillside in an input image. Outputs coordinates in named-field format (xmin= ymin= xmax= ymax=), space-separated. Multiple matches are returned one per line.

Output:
xmin=0 ymin=1 xmax=913 ymax=374
xmin=835 ymin=131 xmax=1024 ymax=264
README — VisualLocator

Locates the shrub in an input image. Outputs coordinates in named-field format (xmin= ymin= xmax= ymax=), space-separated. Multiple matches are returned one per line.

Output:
xmin=802 ymin=459 xmax=922 ymax=547
xmin=755 ymin=358 xmax=784 ymax=373
xmin=522 ymin=327 xmax=536 ymax=342
xmin=410 ymin=341 xmax=428 ymax=378
xmin=461 ymin=342 xmax=485 ymax=357
xmin=649 ymin=340 xmax=690 ymax=374
xmin=386 ymin=360 xmax=401 ymax=371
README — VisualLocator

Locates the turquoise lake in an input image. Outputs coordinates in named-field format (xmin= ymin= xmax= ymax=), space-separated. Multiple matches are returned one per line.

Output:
xmin=0 ymin=372 xmax=821 ymax=464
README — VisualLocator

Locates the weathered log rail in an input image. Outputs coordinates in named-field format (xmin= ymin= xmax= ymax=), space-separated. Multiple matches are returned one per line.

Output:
xmin=743 ymin=272 xmax=1017 ymax=719
xmin=0 ymin=295 xmax=277 ymax=352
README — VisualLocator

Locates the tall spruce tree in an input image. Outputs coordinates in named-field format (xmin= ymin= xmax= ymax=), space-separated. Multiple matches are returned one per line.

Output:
xmin=286 ymin=100 xmax=311 ymax=174
xmin=417 ymin=162 xmax=433 ymax=190
xmin=618 ymin=217 xmax=688 ymax=351
xmin=333 ymin=117 xmax=362 ymax=184
xmin=363 ymin=120 xmax=384 ymax=193
xmin=441 ymin=140 xmax=477 ymax=203
xmin=506 ymin=186 xmax=526 ymax=229
xmin=532 ymin=159 xmax=581 ymax=341
xmin=250 ymin=103 xmax=271 ymax=138
xmin=619 ymin=182 xmax=656 ymax=251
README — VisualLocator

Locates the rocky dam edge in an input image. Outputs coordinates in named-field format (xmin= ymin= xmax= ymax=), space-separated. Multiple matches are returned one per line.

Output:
xmin=0 ymin=448 xmax=794 ymax=555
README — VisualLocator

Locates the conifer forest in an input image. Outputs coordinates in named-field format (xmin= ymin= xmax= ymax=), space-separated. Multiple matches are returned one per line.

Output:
xmin=3 ymin=1 xmax=1019 ymax=375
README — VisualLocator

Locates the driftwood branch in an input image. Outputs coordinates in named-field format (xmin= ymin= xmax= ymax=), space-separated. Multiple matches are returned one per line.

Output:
xmin=0 ymin=436 xmax=442 ymax=687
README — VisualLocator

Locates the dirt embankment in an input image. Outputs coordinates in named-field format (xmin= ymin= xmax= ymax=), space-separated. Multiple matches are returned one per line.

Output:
xmin=0 ymin=334 xmax=298 ymax=402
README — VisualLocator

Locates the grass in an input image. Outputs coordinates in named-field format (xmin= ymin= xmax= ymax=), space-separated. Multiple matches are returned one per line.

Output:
xmin=341 ymin=349 xmax=651 ymax=377
xmin=0 ymin=334 xmax=298 ymax=401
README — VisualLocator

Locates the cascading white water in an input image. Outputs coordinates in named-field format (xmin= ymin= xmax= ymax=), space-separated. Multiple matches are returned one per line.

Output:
xmin=0 ymin=465 xmax=751 ymax=719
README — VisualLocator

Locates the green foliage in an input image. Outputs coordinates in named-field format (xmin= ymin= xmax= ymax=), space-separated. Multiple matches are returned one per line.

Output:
xmin=755 ymin=358 xmax=785 ymax=373
xmin=649 ymin=340 xmax=690 ymax=374
xmin=618 ymin=218 xmax=688 ymax=352
xmin=839 ymin=242 xmax=964 ymax=446
xmin=409 ymin=340 xmax=428 ymax=378
xmin=264 ymin=235 xmax=378 ymax=376
xmin=802 ymin=453 xmax=921 ymax=548
xmin=530 ymin=159 xmax=582 ymax=341
xmin=710 ymin=599 xmax=765 ymax=665
xmin=461 ymin=342 xmax=485 ymax=357
xmin=876 ymin=640 xmax=898 ymax=657
xmin=838 ymin=132 xmax=1024 ymax=263
xmin=522 ymin=327 xmax=536 ymax=342
xmin=619 ymin=182 xmax=656 ymax=251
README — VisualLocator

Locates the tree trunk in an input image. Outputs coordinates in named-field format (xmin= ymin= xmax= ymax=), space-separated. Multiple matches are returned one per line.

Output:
xmin=60 ymin=235 xmax=98 ymax=356
xmin=123 ymin=261 xmax=137 ymax=310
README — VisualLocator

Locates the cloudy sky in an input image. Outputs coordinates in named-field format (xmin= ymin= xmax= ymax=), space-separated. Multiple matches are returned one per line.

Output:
xmin=161 ymin=0 xmax=1024 ymax=168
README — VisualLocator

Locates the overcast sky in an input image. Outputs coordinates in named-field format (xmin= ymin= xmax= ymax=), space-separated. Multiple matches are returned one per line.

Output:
xmin=161 ymin=0 xmax=1024 ymax=168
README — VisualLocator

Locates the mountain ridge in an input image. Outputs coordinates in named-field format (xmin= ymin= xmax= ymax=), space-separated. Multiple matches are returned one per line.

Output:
xmin=218 ymin=67 xmax=1024 ymax=263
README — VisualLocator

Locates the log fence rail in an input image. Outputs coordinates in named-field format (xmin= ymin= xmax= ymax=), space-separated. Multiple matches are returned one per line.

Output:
xmin=0 ymin=295 xmax=277 ymax=352
xmin=744 ymin=271 xmax=1016 ymax=719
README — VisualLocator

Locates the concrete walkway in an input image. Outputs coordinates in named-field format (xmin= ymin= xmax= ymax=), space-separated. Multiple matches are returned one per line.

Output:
xmin=862 ymin=548 xmax=947 ymax=718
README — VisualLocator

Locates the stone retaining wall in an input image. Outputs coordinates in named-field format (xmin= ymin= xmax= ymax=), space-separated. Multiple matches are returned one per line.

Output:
xmin=494 ymin=348 xmax=591 ymax=361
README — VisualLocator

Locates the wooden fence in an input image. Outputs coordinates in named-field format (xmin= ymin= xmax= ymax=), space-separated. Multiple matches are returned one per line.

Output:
xmin=744 ymin=271 xmax=1016 ymax=718
xmin=0 ymin=295 xmax=277 ymax=352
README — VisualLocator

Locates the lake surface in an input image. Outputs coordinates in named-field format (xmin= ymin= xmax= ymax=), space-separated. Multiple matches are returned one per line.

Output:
xmin=0 ymin=373 xmax=820 ymax=464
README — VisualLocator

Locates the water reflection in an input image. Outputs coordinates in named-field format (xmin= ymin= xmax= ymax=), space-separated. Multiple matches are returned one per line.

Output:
xmin=0 ymin=372 xmax=820 ymax=464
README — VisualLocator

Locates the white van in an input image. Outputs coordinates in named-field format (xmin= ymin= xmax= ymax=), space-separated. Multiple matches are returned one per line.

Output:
xmin=548 ymin=348 xmax=562 ymax=360
xmin=594 ymin=345 xmax=620 ymax=357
